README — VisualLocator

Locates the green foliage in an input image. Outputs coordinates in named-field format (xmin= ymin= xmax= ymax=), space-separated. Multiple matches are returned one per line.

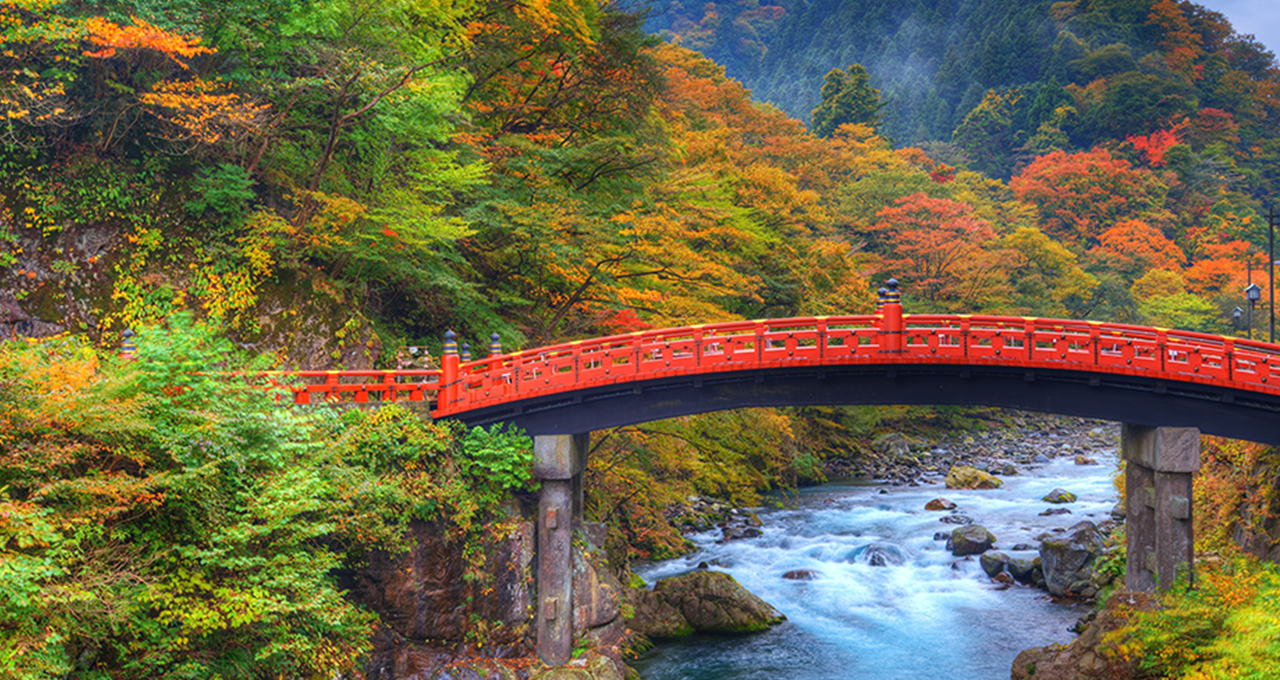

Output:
xmin=1105 ymin=560 xmax=1280 ymax=679
xmin=810 ymin=64 xmax=884 ymax=137
xmin=0 ymin=319 xmax=537 ymax=677
xmin=184 ymin=163 xmax=256 ymax=223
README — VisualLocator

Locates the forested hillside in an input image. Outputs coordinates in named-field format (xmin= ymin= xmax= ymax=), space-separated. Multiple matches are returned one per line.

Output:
xmin=651 ymin=0 xmax=1280 ymax=178
xmin=3 ymin=0 xmax=1280 ymax=675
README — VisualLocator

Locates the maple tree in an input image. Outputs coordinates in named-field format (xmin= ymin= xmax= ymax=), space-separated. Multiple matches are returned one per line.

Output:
xmin=870 ymin=193 xmax=1004 ymax=310
xmin=1009 ymin=148 xmax=1171 ymax=246
xmin=1090 ymin=219 xmax=1186 ymax=278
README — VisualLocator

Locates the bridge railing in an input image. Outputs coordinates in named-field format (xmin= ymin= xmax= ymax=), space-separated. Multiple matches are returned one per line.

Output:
xmin=283 ymin=312 xmax=1280 ymax=412
xmin=285 ymin=369 xmax=443 ymax=405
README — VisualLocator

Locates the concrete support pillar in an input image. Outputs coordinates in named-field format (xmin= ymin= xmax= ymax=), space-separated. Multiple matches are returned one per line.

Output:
xmin=1121 ymin=425 xmax=1200 ymax=592
xmin=533 ymin=433 xmax=589 ymax=666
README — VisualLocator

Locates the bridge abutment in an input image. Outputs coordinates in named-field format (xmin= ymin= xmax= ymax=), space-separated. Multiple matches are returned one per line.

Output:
xmin=1121 ymin=424 xmax=1200 ymax=592
xmin=533 ymin=433 xmax=589 ymax=665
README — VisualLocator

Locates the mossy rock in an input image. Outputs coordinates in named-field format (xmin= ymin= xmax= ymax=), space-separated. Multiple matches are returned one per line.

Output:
xmin=652 ymin=570 xmax=785 ymax=634
xmin=945 ymin=465 xmax=1002 ymax=489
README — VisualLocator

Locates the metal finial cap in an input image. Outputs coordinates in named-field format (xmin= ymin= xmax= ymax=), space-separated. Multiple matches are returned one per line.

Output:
xmin=123 ymin=328 xmax=135 ymax=338
xmin=886 ymin=278 xmax=899 ymax=291
xmin=460 ymin=343 xmax=471 ymax=362
xmin=443 ymin=329 xmax=458 ymax=355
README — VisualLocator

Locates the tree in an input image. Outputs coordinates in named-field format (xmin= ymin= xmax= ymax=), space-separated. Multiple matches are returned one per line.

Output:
xmin=870 ymin=193 xmax=1005 ymax=310
xmin=1009 ymin=148 xmax=1171 ymax=246
xmin=810 ymin=64 xmax=883 ymax=138
xmin=1090 ymin=219 xmax=1186 ymax=279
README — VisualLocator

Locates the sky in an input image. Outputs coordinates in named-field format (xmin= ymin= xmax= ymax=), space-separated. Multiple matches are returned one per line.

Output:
xmin=1199 ymin=0 xmax=1279 ymax=59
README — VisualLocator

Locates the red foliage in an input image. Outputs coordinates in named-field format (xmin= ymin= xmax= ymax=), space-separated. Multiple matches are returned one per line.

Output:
xmin=871 ymin=193 xmax=999 ymax=304
xmin=1009 ymin=149 xmax=1167 ymax=245
xmin=1127 ymin=127 xmax=1182 ymax=167
xmin=597 ymin=308 xmax=652 ymax=334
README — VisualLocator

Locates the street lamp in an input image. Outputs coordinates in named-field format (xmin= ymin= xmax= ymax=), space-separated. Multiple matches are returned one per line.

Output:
xmin=1233 ymin=306 xmax=1244 ymax=330
xmin=1246 ymin=283 xmax=1262 ymax=340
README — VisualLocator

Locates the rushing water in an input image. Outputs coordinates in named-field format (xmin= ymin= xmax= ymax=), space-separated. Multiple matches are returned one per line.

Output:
xmin=631 ymin=451 xmax=1121 ymax=680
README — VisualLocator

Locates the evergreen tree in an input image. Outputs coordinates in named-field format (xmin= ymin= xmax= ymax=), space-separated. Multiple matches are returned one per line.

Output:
xmin=810 ymin=64 xmax=884 ymax=137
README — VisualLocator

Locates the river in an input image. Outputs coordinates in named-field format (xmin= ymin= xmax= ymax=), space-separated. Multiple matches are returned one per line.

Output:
xmin=630 ymin=447 xmax=1120 ymax=680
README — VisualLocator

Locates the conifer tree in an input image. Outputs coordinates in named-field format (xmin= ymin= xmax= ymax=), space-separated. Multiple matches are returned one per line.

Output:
xmin=810 ymin=64 xmax=884 ymax=137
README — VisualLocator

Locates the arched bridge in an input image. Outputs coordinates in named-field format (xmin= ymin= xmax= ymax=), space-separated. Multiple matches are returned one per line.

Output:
xmin=283 ymin=291 xmax=1280 ymax=665
xmin=289 ymin=304 xmax=1280 ymax=446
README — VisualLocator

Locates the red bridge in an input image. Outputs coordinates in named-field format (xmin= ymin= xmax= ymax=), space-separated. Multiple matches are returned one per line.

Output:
xmin=287 ymin=290 xmax=1280 ymax=445
xmin=283 ymin=285 xmax=1280 ymax=664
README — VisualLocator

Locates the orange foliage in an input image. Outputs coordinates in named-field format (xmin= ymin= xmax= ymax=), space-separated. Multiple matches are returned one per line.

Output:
xmin=82 ymin=15 xmax=213 ymax=67
xmin=871 ymin=193 xmax=1002 ymax=307
xmin=1186 ymin=108 xmax=1240 ymax=149
xmin=1184 ymin=240 xmax=1258 ymax=296
xmin=1146 ymin=0 xmax=1203 ymax=78
xmin=138 ymin=77 xmax=266 ymax=144
xmin=1091 ymin=219 xmax=1186 ymax=271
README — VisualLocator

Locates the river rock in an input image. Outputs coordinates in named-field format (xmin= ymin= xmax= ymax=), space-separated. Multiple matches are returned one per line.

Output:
xmin=653 ymin=570 xmax=785 ymax=633
xmin=1039 ymin=508 xmax=1072 ymax=516
xmin=925 ymin=498 xmax=957 ymax=511
xmin=1007 ymin=557 xmax=1041 ymax=585
xmin=852 ymin=543 xmax=906 ymax=566
xmin=933 ymin=531 xmax=950 ymax=541
xmin=782 ymin=569 xmax=821 ymax=581
xmin=945 ymin=466 xmax=1002 ymax=489
xmin=980 ymin=551 xmax=1010 ymax=577
xmin=873 ymin=432 xmax=912 ymax=458
xmin=1043 ymin=488 xmax=1078 ymax=503
xmin=1074 ymin=455 xmax=1098 ymax=465
xmin=1039 ymin=521 xmax=1105 ymax=597
xmin=940 ymin=513 xmax=974 ymax=525
xmin=948 ymin=525 xmax=996 ymax=556
xmin=623 ymin=587 xmax=693 ymax=639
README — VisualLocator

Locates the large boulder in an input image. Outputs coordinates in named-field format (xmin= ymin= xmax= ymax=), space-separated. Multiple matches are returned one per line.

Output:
xmin=949 ymin=525 xmax=997 ymax=556
xmin=622 ymin=587 xmax=693 ymax=640
xmin=945 ymin=466 xmax=1002 ymax=489
xmin=1007 ymin=557 xmax=1043 ymax=586
xmin=1039 ymin=521 xmax=1106 ymax=597
xmin=653 ymin=570 xmax=786 ymax=634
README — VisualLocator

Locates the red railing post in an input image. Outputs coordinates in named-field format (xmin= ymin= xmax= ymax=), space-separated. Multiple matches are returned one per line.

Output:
xmin=881 ymin=279 xmax=904 ymax=354
xmin=440 ymin=329 xmax=460 ymax=413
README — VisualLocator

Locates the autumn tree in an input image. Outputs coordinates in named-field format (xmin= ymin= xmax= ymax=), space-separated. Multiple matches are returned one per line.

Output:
xmin=1089 ymin=219 xmax=1186 ymax=280
xmin=1009 ymin=148 xmax=1171 ymax=246
xmin=870 ymin=193 xmax=1005 ymax=310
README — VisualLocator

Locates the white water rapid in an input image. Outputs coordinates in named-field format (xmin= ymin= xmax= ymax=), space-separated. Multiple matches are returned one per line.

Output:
xmin=631 ymin=450 xmax=1121 ymax=680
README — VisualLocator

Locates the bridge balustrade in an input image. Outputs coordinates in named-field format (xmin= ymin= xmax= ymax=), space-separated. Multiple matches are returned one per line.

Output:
xmin=283 ymin=313 xmax=1280 ymax=413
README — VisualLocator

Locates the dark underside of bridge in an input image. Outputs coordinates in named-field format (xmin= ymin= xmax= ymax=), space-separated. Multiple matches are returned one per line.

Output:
xmin=449 ymin=365 xmax=1280 ymax=445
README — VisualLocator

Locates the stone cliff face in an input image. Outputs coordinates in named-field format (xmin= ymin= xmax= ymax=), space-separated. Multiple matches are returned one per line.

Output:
xmin=354 ymin=518 xmax=631 ymax=680
xmin=357 ymin=520 xmax=536 ymax=679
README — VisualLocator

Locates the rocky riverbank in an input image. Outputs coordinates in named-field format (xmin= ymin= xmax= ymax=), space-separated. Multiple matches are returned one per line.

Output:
xmin=824 ymin=411 xmax=1119 ymax=488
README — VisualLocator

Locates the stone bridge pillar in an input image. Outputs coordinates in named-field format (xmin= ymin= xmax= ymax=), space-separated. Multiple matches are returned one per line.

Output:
xmin=533 ymin=433 xmax=589 ymax=665
xmin=1121 ymin=425 xmax=1199 ymax=592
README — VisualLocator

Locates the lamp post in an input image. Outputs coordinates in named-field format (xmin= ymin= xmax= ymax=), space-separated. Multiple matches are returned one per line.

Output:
xmin=1232 ymin=306 xmax=1244 ymax=331
xmin=1270 ymin=206 xmax=1277 ymax=343
xmin=1246 ymin=283 xmax=1262 ymax=340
